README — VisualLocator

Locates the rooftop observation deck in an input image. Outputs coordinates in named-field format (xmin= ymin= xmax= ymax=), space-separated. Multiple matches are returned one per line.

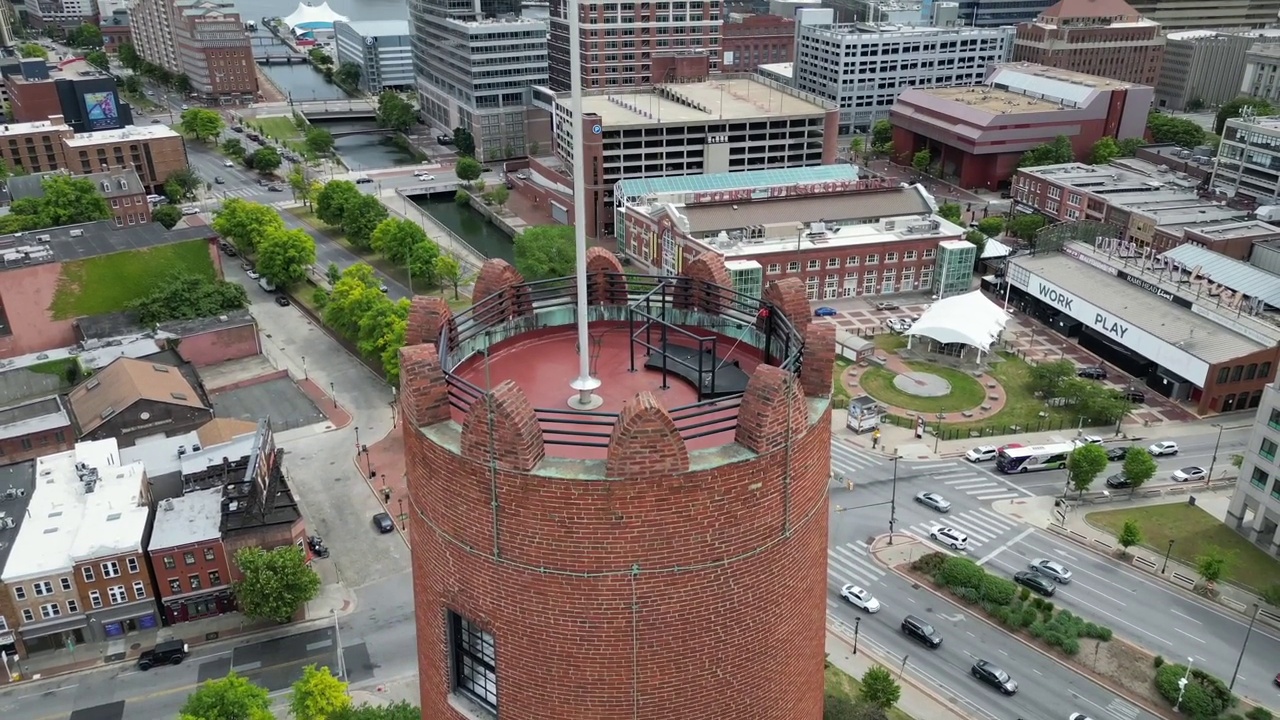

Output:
xmin=402 ymin=253 xmax=831 ymax=463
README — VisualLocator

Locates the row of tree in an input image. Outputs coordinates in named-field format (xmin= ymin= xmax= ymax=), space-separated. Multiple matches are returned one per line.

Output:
xmin=212 ymin=198 xmax=319 ymax=288
xmin=180 ymin=666 xmax=418 ymax=720
xmin=0 ymin=173 xmax=112 ymax=234
xmin=1029 ymin=358 xmax=1135 ymax=429
xmin=118 ymin=43 xmax=193 ymax=95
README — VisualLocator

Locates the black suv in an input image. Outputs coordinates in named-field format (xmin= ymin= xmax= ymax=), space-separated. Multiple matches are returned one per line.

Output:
xmin=138 ymin=639 xmax=188 ymax=670
xmin=901 ymin=615 xmax=943 ymax=648
xmin=1105 ymin=472 xmax=1132 ymax=489
xmin=1077 ymin=366 xmax=1108 ymax=380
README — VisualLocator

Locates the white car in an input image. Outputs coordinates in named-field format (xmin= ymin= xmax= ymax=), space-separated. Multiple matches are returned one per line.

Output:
xmin=1069 ymin=715 xmax=1095 ymax=720
xmin=223 ymin=160 xmax=234 ymax=167
xmin=1077 ymin=435 xmax=1103 ymax=446
xmin=929 ymin=526 xmax=968 ymax=551
xmin=965 ymin=445 xmax=998 ymax=462
xmin=1148 ymin=441 xmax=1179 ymax=456
xmin=1172 ymin=466 xmax=1206 ymax=482
xmin=246 ymin=270 xmax=260 ymax=280
xmin=180 ymin=206 xmax=199 ymax=216
xmin=840 ymin=584 xmax=881 ymax=613
xmin=417 ymin=174 xmax=435 ymax=181
xmin=180 ymin=104 xmax=189 ymax=110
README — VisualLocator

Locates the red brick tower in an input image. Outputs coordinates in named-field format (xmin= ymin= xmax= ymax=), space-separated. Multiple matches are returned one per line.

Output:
xmin=399 ymin=251 xmax=835 ymax=720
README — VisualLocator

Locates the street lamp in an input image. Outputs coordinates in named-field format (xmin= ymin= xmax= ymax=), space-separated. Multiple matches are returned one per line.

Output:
xmin=1173 ymin=657 xmax=1193 ymax=712
xmin=852 ymin=616 xmax=861 ymax=655
xmin=1229 ymin=604 xmax=1260 ymax=691
xmin=301 ymin=355 xmax=307 ymax=381
xmin=398 ymin=497 xmax=405 ymax=530
xmin=330 ymin=381 xmax=336 ymax=408
xmin=332 ymin=609 xmax=346 ymax=682
xmin=1206 ymin=422 xmax=1224 ymax=484
xmin=1161 ymin=539 xmax=1175 ymax=574
xmin=933 ymin=413 xmax=945 ymax=453
xmin=354 ymin=425 xmax=360 ymax=452
xmin=888 ymin=455 xmax=900 ymax=545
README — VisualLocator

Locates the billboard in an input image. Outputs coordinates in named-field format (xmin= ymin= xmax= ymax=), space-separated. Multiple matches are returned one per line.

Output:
xmin=82 ymin=90 xmax=120 ymax=131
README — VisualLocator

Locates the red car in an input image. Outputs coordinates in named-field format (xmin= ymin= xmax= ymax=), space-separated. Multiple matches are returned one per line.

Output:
xmin=999 ymin=443 xmax=1024 ymax=453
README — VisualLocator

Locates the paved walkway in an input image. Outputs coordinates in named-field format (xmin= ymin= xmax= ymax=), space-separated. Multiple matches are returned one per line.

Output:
xmin=359 ymin=424 xmax=411 ymax=544
xmin=844 ymin=352 xmax=1009 ymax=424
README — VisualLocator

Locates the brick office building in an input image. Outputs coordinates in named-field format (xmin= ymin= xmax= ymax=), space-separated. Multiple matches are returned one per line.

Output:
xmin=0 ymin=395 xmax=74 ymax=465
xmin=0 ymin=119 xmax=189 ymax=193
xmin=1012 ymin=0 xmax=1165 ymax=86
xmin=721 ymin=13 xmax=796 ymax=71
xmin=890 ymin=62 xmax=1153 ymax=190
xmin=148 ymin=488 xmax=236 ymax=625
xmin=399 ymin=257 xmax=834 ymax=719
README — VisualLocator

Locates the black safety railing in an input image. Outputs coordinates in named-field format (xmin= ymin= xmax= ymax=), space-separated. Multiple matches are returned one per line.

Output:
xmin=436 ymin=272 xmax=804 ymax=448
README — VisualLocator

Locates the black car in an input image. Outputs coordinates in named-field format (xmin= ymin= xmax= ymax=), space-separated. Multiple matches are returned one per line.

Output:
xmin=1123 ymin=389 xmax=1146 ymax=404
xmin=1106 ymin=446 xmax=1134 ymax=462
xmin=355 ymin=177 xmax=374 ymax=184
xmin=268 ymin=184 xmax=285 ymax=192
xmin=138 ymin=639 xmax=188 ymax=671
xmin=307 ymin=534 xmax=329 ymax=558
xmin=1014 ymin=571 xmax=1056 ymax=597
xmin=971 ymin=660 xmax=1018 ymax=695
xmin=901 ymin=615 xmax=943 ymax=648
xmin=1105 ymin=472 xmax=1132 ymax=489
xmin=275 ymin=294 xmax=291 ymax=307
xmin=373 ymin=512 xmax=395 ymax=533
xmin=1077 ymin=366 xmax=1108 ymax=380
xmin=232 ymin=126 xmax=245 ymax=133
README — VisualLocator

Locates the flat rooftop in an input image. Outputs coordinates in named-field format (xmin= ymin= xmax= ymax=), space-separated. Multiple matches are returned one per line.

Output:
xmin=1013 ymin=252 xmax=1269 ymax=365
xmin=616 ymin=164 xmax=861 ymax=201
xmin=757 ymin=62 xmax=794 ymax=79
xmin=2 ymin=439 xmax=147 ymax=581
xmin=64 ymin=124 xmax=182 ymax=147
xmin=569 ymin=77 xmax=830 ymax=127
xmin=1187 ymin=220 xmax=1280 ymax=239
xmin=0 ymin=220 xmax=215 ymax=269
xmin=148 ymin=487 xmax=223 ymax=549
xmin=1019 ymin=160 xmax=1243 ymax=226
xmin=0 ymin=395 xmax=71 ymax=441
xmin=0 ymin=119 xmax=72 ymax=137
xmin=919 ymin=85 xmax=1067 ymax=115
xmin=675 ymin=186 xmax=936 ymax=234
xmin=0 ymin=461 xmax=37 ymax=583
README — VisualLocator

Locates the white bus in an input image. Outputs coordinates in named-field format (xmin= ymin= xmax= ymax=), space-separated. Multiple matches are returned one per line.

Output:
xmin=995 ymin=442 xmax=1077 ymax=474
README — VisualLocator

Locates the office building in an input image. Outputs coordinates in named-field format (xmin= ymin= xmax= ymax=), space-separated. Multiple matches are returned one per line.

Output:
xmin=1011 ymin=0 xmax=1164 ymax=87
xmin=889 ymin=63 xmax=1153 ymax=189
xmin=792 ymin=10 xmax=1014 ymax=134
xmin=1127 ymin=0 xmax=1280 ymax=31
xmin=25 ymin=0 xmax=94 ymax=30
xmin=518 ymin=75 xmax=837 ymax=239
xmin=1156 ymin=32 xmax=1259 ymax=112
xmin=62 ymin=125 xmax=190 ymax=194
xmin=129 ymin=0 xmax=258 ymax=103
xmin=400 ymin=258 xmax=833 ymax=719
xmin=1212 ymin=115 xmax=1280 ymax=206
xmin=615 ymin=165 xmax=964 ymax=297
xmin=721 ymin=13 xmax=795 ymax=72
xmin=1240 ymin=44 xmax=1280 ymax=105
xmin=333 ymin=20 xmax=415 ymax=94
xmin=1012 ymin=159 xmax=1264 ymax=259
xmin=1228 ymin=381 xmax=1280 ymax=555
xmin=954 ymin=0 xmax=1056 ymax=26
xmin=4 ymin=59 xmax=135 ymax=134
xmin=409 ymin=0 xmax=548 ymax=161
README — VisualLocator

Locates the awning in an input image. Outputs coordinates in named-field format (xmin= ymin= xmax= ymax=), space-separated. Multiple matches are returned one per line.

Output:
xmin=87 ymin=599 xmax=158 ymax=625
xmin=19 ymin=614 xmax=88 ymax=640
xmin=905 ymin=291 xmax=1010 ymax=352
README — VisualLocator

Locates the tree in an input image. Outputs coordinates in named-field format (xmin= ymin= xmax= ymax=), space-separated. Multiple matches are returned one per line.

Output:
xmin=1018 ymin=135 xmax=1075 ymax=168
xmin=256 ymin=227 xmax=316 ymax=288
xmin=7 ymin=175 xmax=111 ymax=229
xmin=1147 ymin=113 xmax=1206 ymax=147
xmin=1027 ymin=358 xmax=1075 ymax=395
xmin=249 ymin=146 xmax=282 ymax=174
xmin=341 ymin=194 xmax=389 ymax=249
xmin=164 ymin=167 xmax=202 ymax=203
xmin=1117 ymin=137 xmax=1144 ymax=156
xmin=370 ymin=217 xmax=428 ymax=265
xmin=455 ymin=157 xmax=482 ymax=183
xmin=329 ymin=702 xmax=422 ymax=720
xmin=1215 ymin=97 xmax=1275 ymax=135
xmin=153 ymin=204 xmax=183 ymax=229
xmin=871 ymin=119 xmax=893 ymax=154
xmin=308 ymin=47 xmax=333 ymax=67
xmin=222 ymin=138 xmax=246 ymax=158
xmin=128 ymin=272 xmax=248 ymax=324
xmin=486 ymin=184 xmax=510 ymax=207
xmin=1121 ymin=446 xmax=1158 ymax=493
xmin=1008 ymin=213 xmax=1047 ymax=241
xmin=977 ymin=216 xmax=1005 ymax=236
xmin=305 ymin=127 xmax=335 ymax=155
xmin=911 ymin=149 xmax=931 ymax=173
xmin=122 ymin=74 xmax=144 ymax=95
xmin=178 ymin=108 xmax=224 ymax=142
xmin=1261 ymin=583 xmax=1280 ymax=608
xmin=67 ymin=23 xmax=103 ymax=48
xmin=375 ymin=91 xmax=415 ymax=133
xmin=1090 ymin=137 xmax=1122 ymax=165
xmin=407 ymin=240 xmax=442 ymax=287
xmin=288 ymin=167 xmax=309 ymax=202
xmin=323 ymin=263 xmax=382 ymax=338
xmin=453 ymin=126 xmax=476 ymax=157
xmin=213 ymin=198 xmax=285 ymax=255
xmin=118 ymin=43 xmax=142 ymax=70
xmin=848 ymin=136 xmax=864 ymax=159
xmin=514 ymin=225 xmax=575 ymax=280
xmin=528 ymin=140 xmax=541 ymax=156
xmin=18 ymin=43 xmax=48 ymax=59
xmin=84 ymin=50 xmax=109 ymax=71
xmin=1195 ymin=547 xmax=1230 ymax=584
xmin=1117 ymin=519 xmax=1142 ymax=552
xmin=963 ymin=229 xmax=987 ymax=259
xmin=335 ymin=61 xmax=361 ymax=89
xmin=326 ymin=262 xmax=342 ymax=286
xmin=434 ymin=254 xmax=463 ymax=300
xmin=937 ymin=202 xmax=962 ymax=224
xmin=1068 ymin=443 xmax=1109 ymax=496
xmin=315 ymin=180 xmax=362 ymax=227
xmin=233 ymin=545 xmax=321 ymax=624
xmin=857 ymin=666 xmax=901 ymax=710
xmin=180 ymin=672 xmax=273 ymax=720
xmin=289 ymin=664 xmax=350 ymax=720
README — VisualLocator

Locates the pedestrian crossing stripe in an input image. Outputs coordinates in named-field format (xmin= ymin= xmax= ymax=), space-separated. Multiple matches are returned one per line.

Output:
xmin=827 ymin=542 xmax=885 ymax=587
xmin=831 ymin=442 xmax=882 ymax=473
xmin=909 ymin=508 xmax=1018 ymax=547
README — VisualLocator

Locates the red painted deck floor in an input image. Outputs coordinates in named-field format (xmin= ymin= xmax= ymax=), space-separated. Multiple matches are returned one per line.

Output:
xmin=452 ymin=325 xmax=760 ymax=460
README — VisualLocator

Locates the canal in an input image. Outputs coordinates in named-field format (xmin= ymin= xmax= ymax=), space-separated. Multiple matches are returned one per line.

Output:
xmin=413 ymin=194 xmax=517 ymax=263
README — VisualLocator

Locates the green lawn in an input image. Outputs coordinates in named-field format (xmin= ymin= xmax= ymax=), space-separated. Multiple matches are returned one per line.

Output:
xmin=1087 ymin=504 xmax=1280 ymax=593
xmin=825 ymin=662 xmax=915 ymax=720
xmin=50 ymin=240 xmax=215 ymax=319
xmin=255 ymin=115 xmax=302 ymax=142
xmin=857 ymin=361 xmax=987 ymax=413
xmin=873 ymin=333 xmax=908 ymax=352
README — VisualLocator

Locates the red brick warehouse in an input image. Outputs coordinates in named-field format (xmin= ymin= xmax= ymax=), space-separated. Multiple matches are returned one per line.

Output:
xmin=397 ymin=252 xmax=836 ymax=720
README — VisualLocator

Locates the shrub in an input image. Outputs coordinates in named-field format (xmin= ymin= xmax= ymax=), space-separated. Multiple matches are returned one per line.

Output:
xmin=1030 ymin=597 xmax=1044 ymax=610
xmin=1018 ymin=607 xmax=1039 ymax=628
xmin=979 ymin=575 xmax=1018 ymax=606
xmin=1155 ymin=664 xmax=1236 ymax=720
xmin=911 ymin=552 xmax=947 ymax=576
xmin=1028 ymin=621 xmax=1046 ymax=638
xmin=953 ymin=586 xmax=981 ymax=604
xmin=1246 ymin=708 xmax=1274 ymax=720
xmin=1019 ymin=586 xmax=1031 ymax=602
xmin=991 ymin=606 xmax=1011 ymax=625
xmin=1056 ymin=636 xmax=1081 ymax=655
xmin=1082 ymin=623 xmax=1113 ymax=641
xmin=938 ymin=556 xmax=986 ymax=591
xmin=1154 ymin=655 xmax=1165 ymax=668
xmin=1042 ymin=601 xmax=1055 ymax=614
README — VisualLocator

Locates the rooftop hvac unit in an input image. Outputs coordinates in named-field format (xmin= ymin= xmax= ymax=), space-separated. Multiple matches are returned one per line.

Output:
xmin=0 ymin=515 xmax=13 ymax=529
xmin=1 ymin=487 xmax=26 ymax=500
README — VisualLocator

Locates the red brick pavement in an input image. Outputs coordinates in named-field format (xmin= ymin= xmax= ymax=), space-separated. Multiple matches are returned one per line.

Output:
xmin=297 ymin=377 xmax=353 ymax=430
xmin=360 ymin=424 xmax=410 ymax=544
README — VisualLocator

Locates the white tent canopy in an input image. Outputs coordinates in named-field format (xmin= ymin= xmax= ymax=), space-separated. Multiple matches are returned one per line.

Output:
xmin=283 ymin=1 xmax=348 ymax=30
xmin=904 ymin=291 xmax=1009 ymax=352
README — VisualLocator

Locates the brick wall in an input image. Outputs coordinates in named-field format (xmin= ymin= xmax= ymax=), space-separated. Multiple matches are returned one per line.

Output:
xmin=175 ymin=323 xmax=262 ymax=367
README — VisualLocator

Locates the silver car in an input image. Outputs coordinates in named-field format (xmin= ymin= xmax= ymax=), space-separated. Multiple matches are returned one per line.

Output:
xmin=915 ymin=491 xmax=951 ymax=513
xmin=1029 ymin=558 xmax=1072 ymax=584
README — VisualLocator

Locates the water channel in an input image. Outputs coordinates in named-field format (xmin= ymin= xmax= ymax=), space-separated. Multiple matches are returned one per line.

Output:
xmin=413 ymin=195 xmax=517 ymax=264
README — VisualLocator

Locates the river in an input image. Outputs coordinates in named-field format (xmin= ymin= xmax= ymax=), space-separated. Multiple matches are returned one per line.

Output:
xmin=414 ymin=195 xmax=516 ymax=263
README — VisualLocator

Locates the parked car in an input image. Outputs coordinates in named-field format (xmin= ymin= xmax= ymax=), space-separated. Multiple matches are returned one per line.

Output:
xmin=214 ymin=176 xmax=225 ymax=184
xmin=138 ymin=639 xmax=188 ymax=671
xmin=379 ymin=283 xmax=389 ymax=293
xmin=307 ymin=534 xmax=329 ymax=558
xmin=901 ymin=615 xmax=943 ymax=648
xmin=1123 ymin=389 xmax=1146 ymax=404
xmin=373 ymin=512 xmax=395 ymax=533
xmin=181 ymin=206 xmax=200 ymax=216
xmin=1077 ymin=366 xmax=1108 ymax=380
xmin=885 ymin=318 xmax=911 ymax=333
xmin=223 ymin=160 xmax=234 ymax=167
xmin=274 ymin=294 xmax=291 ymax=307
xmin=929 ymin=526 xmax=968 ymax=551
xmin=1028 ymin=558 xmax=1072 ymax=584
xmin=814 ymin=306 xmax=838 ymax=317
xmin=1014 ymin=570 xmax=1057 ymax=597
xmin=1173 ymin=466 xmax=1207 ymax=482
xmin=355 ymin=177 xmax=374 ymax=184
xmin=1148 ymin=441 xmax=1179 ymax=456
xmin=246 ymin=270 xmax=260 ymax=280
xmin=971 ymin=660 xmax=1018 ymax=695
xmin=180 ymin=104 xmax=189 ymax=110
xmin=268 ymin=184 xmax=285 ymax=192
xmin=874 ymin=301 xmax=898 ymax=310
xmin=1106 ymin=446 xmax=1134 ymax=461
xmin=1105 ymin=473 xmax=1132 ymax=489
xmin=965 ymin=445 xmax=998 ymax=462
xmin=232 ymin=126 xmax=245 ymax=133
xmin=1077 ymin=435 xmax=1103 ymax=446
xmin=914 ymin=492 xmax=951 ymax=513
xmin=840 ymin=584 xmax=881 ymax=613
xmin=1069 ymin=714 xmax=1095 ymax=720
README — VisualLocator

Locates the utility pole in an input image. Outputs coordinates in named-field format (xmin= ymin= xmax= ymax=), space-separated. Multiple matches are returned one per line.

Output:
xmin=888 ymin=455 xmax=899 ymax=544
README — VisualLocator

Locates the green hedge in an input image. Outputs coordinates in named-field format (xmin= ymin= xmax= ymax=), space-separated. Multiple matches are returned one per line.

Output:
xmin=1154 ymin=663 xmax=1235 ymax=720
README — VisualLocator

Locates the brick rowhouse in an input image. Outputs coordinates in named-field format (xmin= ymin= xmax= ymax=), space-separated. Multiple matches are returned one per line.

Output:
xmin=399 ymin=253 xmax=834 ymax=720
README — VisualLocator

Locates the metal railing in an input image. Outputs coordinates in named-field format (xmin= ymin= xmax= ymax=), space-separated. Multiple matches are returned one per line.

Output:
xmin=437 ymin=272 xmax=803 ymax=447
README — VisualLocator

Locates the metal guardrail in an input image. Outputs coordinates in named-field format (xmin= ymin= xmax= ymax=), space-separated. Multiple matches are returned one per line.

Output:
xmin=438 ymin=272 xmax=803 ymax=447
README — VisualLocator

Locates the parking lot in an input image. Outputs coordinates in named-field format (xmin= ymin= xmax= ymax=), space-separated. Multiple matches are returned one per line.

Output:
xmin=209 ymin=377 xmax=327 ymax=432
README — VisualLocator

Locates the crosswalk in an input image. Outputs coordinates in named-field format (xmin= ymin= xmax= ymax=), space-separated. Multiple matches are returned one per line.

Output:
xmin=907 ymin=460 xmax=1023 ymax=501
xmin=831 ymin=441 xmax=883 ymax=477
xmin=905 ymin=506 xmax=1021 ymax=551
xmin=827 ymin=539 xmax=886 ymax=588
xmin=1106 ymin=698 xmax=1140 ymax=720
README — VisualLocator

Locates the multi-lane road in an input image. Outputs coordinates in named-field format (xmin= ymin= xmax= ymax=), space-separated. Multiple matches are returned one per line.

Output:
xmin=829 ymin=424 xmax=1280 ymax=718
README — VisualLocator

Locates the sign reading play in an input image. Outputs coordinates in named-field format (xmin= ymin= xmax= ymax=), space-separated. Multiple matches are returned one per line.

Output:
xmin=1037 ymin=282 xmax=1129 ymax=338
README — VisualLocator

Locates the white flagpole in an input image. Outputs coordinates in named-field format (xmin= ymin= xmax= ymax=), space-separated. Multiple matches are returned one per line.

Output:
xmin=567 ymin=0 xmax=602 ymax=410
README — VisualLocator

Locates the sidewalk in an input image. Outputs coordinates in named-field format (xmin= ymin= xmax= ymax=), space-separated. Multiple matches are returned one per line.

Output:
xmin=826 ymin=628 xmax=971 ymax=720
xmin=359 ymin=424 xmax=410 ymax=544
xmin=3 ymin=580 xmax=356 ymax=685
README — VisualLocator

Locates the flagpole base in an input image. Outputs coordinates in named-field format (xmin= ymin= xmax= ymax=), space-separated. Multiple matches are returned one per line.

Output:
xmin=568 ymin=376 xmax=603 ymax=410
